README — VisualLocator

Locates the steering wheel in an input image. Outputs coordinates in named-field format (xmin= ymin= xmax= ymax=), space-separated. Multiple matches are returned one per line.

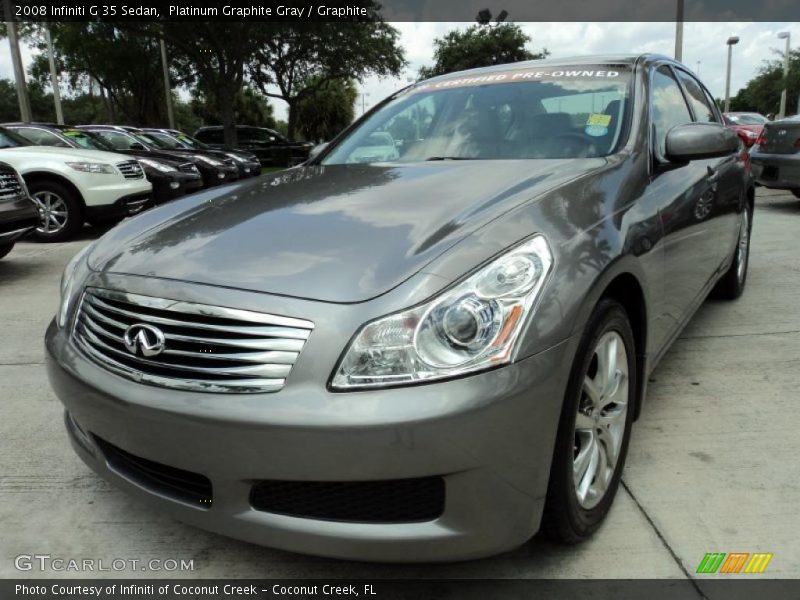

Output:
xmin=551 ymin=132 xmax=597 ymax=158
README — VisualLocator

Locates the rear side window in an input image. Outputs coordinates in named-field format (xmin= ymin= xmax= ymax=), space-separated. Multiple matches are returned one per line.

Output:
xmin=651 ymin=66 xmax=693 ymax=156
xmin=15 ymin=127 xmax=68 ymax=147
xmin=675 ymin=70 xmax=718 ymax=123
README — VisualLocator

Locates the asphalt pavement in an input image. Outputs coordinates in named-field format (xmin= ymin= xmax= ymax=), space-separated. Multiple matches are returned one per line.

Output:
xmin=0 ymin=188 xmax=797 ymax=582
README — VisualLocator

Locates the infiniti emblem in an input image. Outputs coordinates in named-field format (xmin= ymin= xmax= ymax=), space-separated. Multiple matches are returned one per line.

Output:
xmin=123 ymin=323 xmax=166 ymax=357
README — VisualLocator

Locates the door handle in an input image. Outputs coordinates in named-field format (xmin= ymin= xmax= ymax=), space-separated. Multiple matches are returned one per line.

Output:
xmin=706 ymin=166 xmax=721 ymax=183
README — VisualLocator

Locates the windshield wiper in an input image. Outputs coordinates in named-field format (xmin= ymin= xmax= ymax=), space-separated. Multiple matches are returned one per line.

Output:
xmin=424 ymin=156 xmax=476 ymax=161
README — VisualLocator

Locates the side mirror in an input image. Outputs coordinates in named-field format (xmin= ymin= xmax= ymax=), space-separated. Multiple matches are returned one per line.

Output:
xmin=309 ymin=142 xmax=329 ymax=159
xmin=129 ymin=142 xmax=146 ymax=151
xmin=664 ymin=122 xmax=739 ymax=163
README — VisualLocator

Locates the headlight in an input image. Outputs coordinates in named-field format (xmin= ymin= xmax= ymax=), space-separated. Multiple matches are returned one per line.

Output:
xmin=57 ymin=244 xmax=92 ymax=328
xmin=65 ymin=162 xmax=115 ymax=175
xmin=197 ymin=155 xmax=223 ymax=166
xmin=138 ymin=158 xmax=176 ymax=173
xmin=331 ymin=235 xmax=553 ymax=390
xmin=225 ymin=152 xmax=246 ymax=163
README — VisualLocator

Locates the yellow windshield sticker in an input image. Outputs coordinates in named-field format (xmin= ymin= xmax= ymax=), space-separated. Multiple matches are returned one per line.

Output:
xmin=587 ymin=113 xmax=612 ymax=127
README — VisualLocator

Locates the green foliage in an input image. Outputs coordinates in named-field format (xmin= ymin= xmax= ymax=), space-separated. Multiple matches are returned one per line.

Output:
xmin=188 ymin=86 xmax=275 ymax=129
xmin=0 ymin=77 xmax=108 ymax=124
xmin=249 ymin=16 xmax=406 ymax=138
xmin=293 ymin=78 xmax=357 ymax=142
xmin=26 ymin=23 xmax=169 ymax=125
xmin=730 ymin=49 xmax=800 ymax=117
xmin=419 ymin=23 xmax=548 ymax=79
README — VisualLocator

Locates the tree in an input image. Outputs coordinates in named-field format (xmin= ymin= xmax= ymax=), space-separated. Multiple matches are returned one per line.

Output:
xmin=419 ymin=23 xmax=548 ymax=79
xmin=730 ymin=49 xmax=800 ymax=117
xmin=248 ymin=17 xmax=405 ymax=139
xmin=188 ymin=85 xmax=276 ymax=129
xmin=293 ymin=77 xmax=357 ymax=142
xmin=26 ymin=23 xmax=170 ymax=125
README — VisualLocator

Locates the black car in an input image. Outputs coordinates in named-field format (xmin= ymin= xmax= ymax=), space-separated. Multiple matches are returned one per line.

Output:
xmin=194 ymin=125 xmax=312 ymax=167
xmin=4 ymin=124 xmax=203 ymax=204
xmin=0 ymin=161 xmax=39 ymax=260
xmin=140 ymin=129 xmax=262 ymax=179
xmin=76 ymin=126 xmax=239 ymax=187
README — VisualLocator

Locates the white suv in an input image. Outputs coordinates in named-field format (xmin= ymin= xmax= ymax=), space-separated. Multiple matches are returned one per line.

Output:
xmin=0 ymin=127 xmax=152 ymax=242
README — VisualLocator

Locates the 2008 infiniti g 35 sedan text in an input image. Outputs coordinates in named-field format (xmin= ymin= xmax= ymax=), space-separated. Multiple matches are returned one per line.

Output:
xmin=46 ymin=54 xmax=753 ymax=561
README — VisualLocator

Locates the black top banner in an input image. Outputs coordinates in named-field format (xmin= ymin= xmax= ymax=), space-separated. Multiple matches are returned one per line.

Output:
xmin=5 ymin=0 xmax=800 ymax=22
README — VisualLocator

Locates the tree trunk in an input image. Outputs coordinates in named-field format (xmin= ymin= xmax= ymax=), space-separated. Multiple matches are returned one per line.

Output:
xmin=219 ymin=84 xmax=238 ymax=148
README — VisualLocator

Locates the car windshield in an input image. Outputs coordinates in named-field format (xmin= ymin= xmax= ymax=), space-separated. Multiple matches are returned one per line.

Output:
xmin=322 ymin=65 xmax=631 ymax=164
xmin=726 ymin=113 xmax=769 ymax=125
xmin=0 ymin=127 xmax=32 ymax=148
xmin=175 ymin=132 xmax=209 ymax=149
xmin=61 ymin=130 xmax=115 ymax=151
xmin=132 ymin=132 xmax=165 ymax=148
xmin=144 ymin=132 xmax=183 ymax=149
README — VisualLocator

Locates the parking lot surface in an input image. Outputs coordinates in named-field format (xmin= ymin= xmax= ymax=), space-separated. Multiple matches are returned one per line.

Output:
xmin=1 ymin=188 xmax=797 ymax=581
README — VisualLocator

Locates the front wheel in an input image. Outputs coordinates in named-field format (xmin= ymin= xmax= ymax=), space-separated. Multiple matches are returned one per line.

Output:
xmin=28 ymin=181 xmax=83 ymax=243
xmin=712 ymin=205 xmax=752 ymax=300
xmin=542 ymin=299 xmax=636 ymax=543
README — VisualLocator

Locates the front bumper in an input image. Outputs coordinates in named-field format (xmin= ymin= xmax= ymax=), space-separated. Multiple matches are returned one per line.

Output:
xmin=81 ymin=178 xmax=152 ymax=208
xmin=45 ymin=313 xmax=571 ymax=562
xmin=150 ymin=173 xmax=204 ymax=204
xmin=750 ymin=152 xmax=800 ymax=189
xmin=0 ymin=196 xmax=38 ymax=243
xmin=84 ymin=191 xmax=152 ymax=221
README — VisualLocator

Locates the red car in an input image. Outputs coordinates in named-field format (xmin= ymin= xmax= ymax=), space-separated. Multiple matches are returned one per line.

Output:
xmin=724 ymin=112 xmax=770 ymax=147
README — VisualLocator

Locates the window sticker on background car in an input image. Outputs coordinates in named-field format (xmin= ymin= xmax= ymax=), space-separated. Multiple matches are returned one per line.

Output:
xmin=585 ymin=113 xmax=612 ymax=136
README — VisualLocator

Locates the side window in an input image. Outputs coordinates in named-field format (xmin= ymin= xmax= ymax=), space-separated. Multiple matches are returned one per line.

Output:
xmin=651 ymin=65 xmax=693 ymax=157
xmin=675 ymin=70 xmax=718 ymax=123
xmin=16 ymin=128 xmax=68 ymax=147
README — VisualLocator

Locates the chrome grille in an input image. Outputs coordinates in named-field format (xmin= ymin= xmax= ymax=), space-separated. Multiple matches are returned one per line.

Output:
xmin=178 ymin=163 xmax=199 ymax=174
xmin=0 ymin=168 xmax=24 ymax=202
xmin=116 ymin=160 xmax=144 ymax=179
xmin=72 ymin=288 xmax=313 ymax=393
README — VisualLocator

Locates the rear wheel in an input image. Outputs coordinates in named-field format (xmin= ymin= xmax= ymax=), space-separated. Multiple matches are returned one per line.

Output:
xmin=0 ymin=242 xmax=14 ymax=260
xmin=28 ymin=181 xmax=83 ymax=242
xmin=712 ymin=205 xmax=752 ymax=300
xmin=542 ymin=299 xmax=636 ymax=543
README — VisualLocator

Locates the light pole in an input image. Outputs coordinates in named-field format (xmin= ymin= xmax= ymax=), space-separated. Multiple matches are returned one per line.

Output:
xmin=159 ymin=36 xmax=176 ymax=129
xmin=724 ymin=36 xmax=740 ymax=113
xmin=674 ymin=0 xmax=684 ymax=61
xmin=45 ymin=26 xmax=64 ymax=125
xmin=777 ymin=31 xmax=790 ymax=119
xmin=3 ymin=0 xmax=32 ymax=122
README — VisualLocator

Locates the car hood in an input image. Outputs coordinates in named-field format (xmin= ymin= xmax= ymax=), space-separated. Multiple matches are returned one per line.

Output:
xmin=1 ymin=145 xmax=134 ymax=163
xmin=88 ymin=160 xmax=605 ymax=303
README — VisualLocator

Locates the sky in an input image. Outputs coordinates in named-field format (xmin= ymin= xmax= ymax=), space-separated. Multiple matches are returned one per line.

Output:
xmin=2 ymin=21 xmax=799 ymax=122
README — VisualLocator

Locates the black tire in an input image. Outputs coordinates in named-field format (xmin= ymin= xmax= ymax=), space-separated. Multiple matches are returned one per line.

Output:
xmin=792 ymin=189 xmax=800 ymax=199
xmin=542 ymin=298 xmax=636 ymax=544
xmin=712 ymin=204 xmax=752 ymax=300
xmin=0 ymin=242 xmax=14 ymax=260
xmin=27 ymin=180 xmax=84 ymax=243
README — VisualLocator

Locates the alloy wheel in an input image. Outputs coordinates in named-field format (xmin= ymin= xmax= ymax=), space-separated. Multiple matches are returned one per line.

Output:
xmin=33 ymin=191 xmax=69 ymax=235
xmin=736 ymin=209 xmax=750 ymax=283
xmin=573 ymin=330 xmax=629 ymax=509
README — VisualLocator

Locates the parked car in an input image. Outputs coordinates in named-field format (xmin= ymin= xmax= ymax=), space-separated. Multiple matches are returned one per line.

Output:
xmin=140 ymin=129 xmax=262 ymax=178
xmin=46 ymin=55 xmax=751 ymax=561
xmin=76 ymin=126 xmax=239 ymax=188
xmin=346 ymin=132 xmax=400 ymax=163
xmin=194 ymin=125 xmax=312 ymax=167
xmin=0 ymin=127 xmax=151 ymax=242
xmin=749 ymin=115 xmax=800 ymax=197
xmin=723 ymin=112 xmax=769 ymax=147
xmin=4 ymin=124 xmax=203 ymax=205
xmin=0 ymin=161 xmax=39 ymax=259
